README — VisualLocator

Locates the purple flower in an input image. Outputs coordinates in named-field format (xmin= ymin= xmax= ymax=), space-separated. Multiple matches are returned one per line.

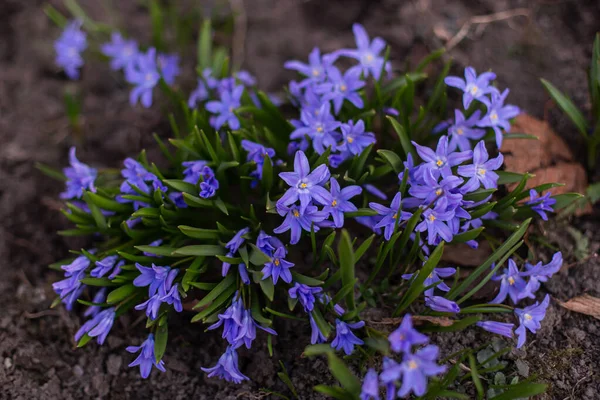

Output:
xmin=447 ymin=110 xmax=486 ymax=152
xmin=415 ymin=197 xmax=455 ymax=245
xmin=458 ymin=140 xmax=503 ymax=192
xmin=234 ymin=309 xmax=277 ymax=349
xmin=101 ymin=32 xmax=138 ymax=71
xmin=490 ymin=259 xmax=527 ymax=304
xmin=278 ymin=150 xmax=332 ymax=212
xmin=206 ymin=84 xmax=244 ymax=130
xmin=329 ymin=151 xmax=352 ymax=168
xmin=525 ymin=189 xmax=556 ymax=221
xmin=236 ymin=70 xmax=256 ymax=86
xmin=91 ymin=255 xmax=124 ymax=279
xmin=315 ymin=66 xmax=365 ymax=114
xmin=54 ymin=20 xmax=87 ymax=79
xmin=309 ymin=314 xmax=327 ymax=344
xmin=125 ymin=48 xmax=160 ymax=108
xmin=61 ymin=147 xmax=97 ymax=200
xmin=256 ymin=231 xmax=285 ymax=258
xmin=444 ymin=66 xmax=499 ymax=109
xmin=476 ymin=321 xmax=514 ymax=338
xmin=157 ymin=53 xmax=180 ymax=85
xmin=133 ymin=263 xmax=177 ymax=297
xmin=74 ymin=308 xmax=116 ymax=345
xmin=274 ymin=204 xmax=328 ymax=244
xmin=425 ymin=296 xmax=460 ymax=313
xmin=369 ymin=192 xmax=413 ymax=241
xmin=84 ymin=288 xmax=107 ymax=318
xmin=397 ymin=345 xmax=446 ymax=397
xmin=161 ymin=283 xmax=183 ymax=312
xmin=322 ymin=178 xmax=362 ymax=228
xmin=401 ymin=267 xmax=456 ymax=298
xmin=262 ymin=247 xmax=294 ymax=284
xmin=521 ymin=252 xmax=562 ymax=296
xmin=515 ymin=294 xmax=550 ymax=348
xmin=290 ymin=103 xmax=341 ymax=154
xmin=331 ymin=319 xmax=365 ymax=355
xmin=188 ymin=79 xmax=209 ymax=108
xmin=360 ymin=368 xmax=380 ymax=400
xmin=364 ymin=184 xmax=388 ymax=200
xmin=284 ymin=47 xmax=333 ymax=87
xmin=135 ymin=293 xmax=164 ymax=320
xmin=476 ymin=89 xmax=520 ymax=148
xmin=202 ymin=346 xmax=249 ymax=384
xmin=242 ymin=140 xmax=276 ymax=164
xmin=388 ymin=314 xmax=429 ymax=354
xmin=200 ymin=176 xmax=219 ymax=198
xmin=226 ymin=227 xmax=250 ymax=254
xmin=126 ymin=333 xmax=167 ymax=378
xmin=408 ymin=169 xmax=463 ymax=208
xmin=413 ymin=136 xmax=473 ymax=179
xmin=338 ymin=23 xmax=389 ymax=80
xmin=182 ymin=160 xmax=208 ymax=183
xmin=337 ymin=120 xmax=376 ymax=156
xmin=288 ymin=283 xmax=322 ymax=313
xmin=52 ymin=254 xmax=90 ymax=311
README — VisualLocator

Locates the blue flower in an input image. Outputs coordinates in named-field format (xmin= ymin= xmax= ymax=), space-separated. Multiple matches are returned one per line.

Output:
xmin=125 ymin=48 xmax=160 ymax=108
xmin=161 ymin=283 xmax=183 ymax=312
xmin=61 ymin=147 xmax=97 ymax=200
xmin=338 ymin=23 xmax=389 ymax=80
xmin=126 ymin=334 xmax=167 ymax=378
xmin=408 ymin=169 xmax=463 ymax=208
xmin=447 ymin=109 xmax=486 ymax=152
xmin=274 ymin=204 xmax=329 ymax=244
xmin=476 ymin=89 xmax=520 ymax=148
xmin=236 ymin=70 xmax=257 ymax=86
xmin=91 ymin=255 xmax=124 ymax=279
xmin=74 ymin=308 xmax=116 ymax=345
xmin=476 ymin=321 xmax=514 ymax=338
xmin=278 ymin=150 xmax=332 ymax=213
xmin=521 ymin=252 xmax=562 ymax=296
xmin=201 ymin=346 xmax=249 ymax=384
xmin=490 ymin=259 xmax=528 ymax=304
xmin=54 ymin=20 xmax=87 ymax=79
xmin=369 ymin=192 xmax=413 ymax=241
xmin=315 ymin=66 xmax=365 ymax=114
xmin=262 ymin=247 xmax=294 ymax=284
xmin=331 ymin=319 xmax=364 ymax=355
xmin=206 ymin=84 xmax=244 ymax=130
xmin=402 ymin=267 xmax=456 ymax=298
xmin=234 ymin=309 xmax=277 ymax=349
xmin=515 ymin=294 xmax=550 ymax=348
xmin=157 ymin=53 xmax=180 ymax=85
xmin=415 ymin=197 xmax=455 ymax=245
xmin=284 ymin=47 xmax=333 ymax=87
xmin=242 ymin=140 xmax=275 ymax=182
xmin=364 ymin=183 xmax=388 ymax=200
xmin=52 ymin=254 xmax=90 ymax=311
xmin=458 ymin=141 xmax=503 ymax=192
xmin=425 ymin=296 xmax=460 ymax=313
xmin=388 ymin=314 xmax=429 ymax=354
xmin=188 ymin=79 xmax=209 ymax=108
xmin=255 ymin=231 xmax=285 ymax=257
xmin=396 ymin=345 xmax=446 ymax=397
xmin=101 ymin=32 xmax=138 ymax=71
xmin=413 ymin=136 xmax=473 ymax=179
xmin=360 ymin=368 xmax=380 ymax=400
xmin=288 ymin=283 xmax=322 ymax=312
xmin=309 ymin=314 xmax=327 ymax=344
xmin=200 ymin=175 xmax=219 ymax=198
xmin=321 ymin=177 xmax=362 ymax=228
xmin=290 ymin=103 xmax=341 ymax=154
xmin=133 ymin=263 xmax=177 ymax=297
xmin=444 ymin=66 xmax=499 ymax=109
xmin=525 ymin=189 xmax=556 ymax=221
xmin=84 ymin=288 xmax=107 ymax=318
xmin=182 ymin=160 xmax=208 ymax=183
xmin=222 ymin=228 xmax=250 ymax=276
xmin=337 ymin=120 xmax=376 ymax=156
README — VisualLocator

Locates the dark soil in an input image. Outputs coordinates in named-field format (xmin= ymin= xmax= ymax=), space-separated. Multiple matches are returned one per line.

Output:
xmin=1 ymin=0 xmax=599 ymax=399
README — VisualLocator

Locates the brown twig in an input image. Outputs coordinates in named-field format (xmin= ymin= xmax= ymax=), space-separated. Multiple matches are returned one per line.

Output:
xmin=23 ymin=310 xmax=60 ymax=319
xmin=445 ymin=8 xmax=531 ymax=51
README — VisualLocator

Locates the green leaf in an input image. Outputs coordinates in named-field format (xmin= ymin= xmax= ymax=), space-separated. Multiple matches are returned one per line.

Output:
xmin=35 ymin=162 xmax=66 ymax=181
xmin=450 ymin=227 xmax=484 ymax=244
xmin=541 ymin=78 xmax=589 ymax=138
xmin=259 ymin=277 xmax=275 ymax=301
xmin=387 ymin=116 xmax=415 ymax=158
xmin=191 ymin=284 xmax=237 ymax=322
xmin=469 ymin=354 xmax=485 ymax=399
xmin=325 ymin=353 xmax=361 ymax=398
xmin=149 ymin=0 xmax=165 ymax=50
xmin=154 ymin=320 xmax=168 ymax=362
xmin=497 ymin=171 xmax=526 ymax=185
xmin=344 ymin=208 xmax=379 ymax=218
xmin=310 ymin=308 xmax=331 ymax=339
xmin=553 ymin=193 xmax=585 ymax=210
xmin=489 ymin=382 xmax=547 ymax=400
xmin=290 ymin=272 xmax=324 ymax=286
xmin=198 ymin=20 xmax=212 ymax=70
xmin=249 ymin=243 xmax=272 ymax=266
xmin=182 ymin=192 xmax=212 ymax=208
xmin=313 ymin=385 xmax=352 ymax=400
xmin=80 ymin=277 xmax=120 ymax=287
xmin=173 ymin=245 xmax=225 ymax=257
xmin=107 ymin=284 xmax=137 ymax=304
xmin=134 ymin=245 xmax=180 ymax=257
xmin=193 ymin=274 xmax=235 ymax=310
xmin=132 ymin=207 xmax=160 ymax=218
xmin=354 ymin=234 xmax=375 ymax=263
xmin=338 ymin=230 xmax=356 ymax=312
xmin=377 ymin=149 xmax=402 ymax=173
xmin=262 ymin=155 xmax=274 ymax=192
xmin=163 ymin=179 xmax=197 ymax=195
xmin=44 ymin=5 xmax=67 ymax=28
xmin=178 ymin=225 xmax=220 ymax=239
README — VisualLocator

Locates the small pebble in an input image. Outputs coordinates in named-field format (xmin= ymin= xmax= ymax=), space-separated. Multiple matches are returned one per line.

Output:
xmin=73 ymin=365 xmax=84 ymax=377
xmin=4 ymin=358 xmax=13 ymax=369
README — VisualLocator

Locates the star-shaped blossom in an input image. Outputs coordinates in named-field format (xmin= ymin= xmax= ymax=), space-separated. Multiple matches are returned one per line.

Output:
xmin=412 ymin=136 xmax=473 ymax=179
xmin=201 ymin=346 xmax=249 ymax=384
xmin=415 ymin=197 xmax=456 ymax=245
xmin=476 ymin=89 xmax=520 ymax=148
xmin=290 ymin=102 xmax=341 ymax=154
xmin=331 ymin=319 xmax=364 ymax=355
xmin=408 ymin=169 xmax=463 ymax=208
xmin=447 ymin=109 xmax=486 ymax=152
xmin=206 ymin=84 xmax=244 ymax=130
xmin=157 ymin=53 xmax=180 ymax=85
xmin=525 ymin=189 xmax=556 ymax=221
xmin=125 ymin=48 xmax=160 ymax=108
xmin=274 ymin=204 xmax=328 ymax=244
xmin=101 ymin=32 xmax=138 ymax=71
xmin=61 ymin=147 xmax=97 ymax=200
xmin=284 ymin=47 xmax=333 ymax=87
xmin=444 ymin=66 xmax=499 ymax=109
xmin=489 ymin=259 xmax=527 ymax=304
xmin=288 ymin=283 xmax=323 ymax=312
xmin=521 ymin=252 xmax=562 ymax=297
xmin=322 ymin=177 xmax=362 ymax=228
xmin=457 ymin=140 xmax=503 ymax=193
xmin=337 ymin=120 xmax=376 ymax=156
xmin=338 ymin=23 xmax=390 ymax=80
xmin=402 ymin=267 xmax=456 ymax=298
xmin=315 ymin=66 xmax=365 ymax=114
xmin=514 ymin=294 xmax=550 ymax=348
xmin=188 ymin=78 xmax=209 ymax=108
xmin=74 ymin=308 xmax=116 ymax=345
xmin=133 ymin=263 xmax=177 ymax=297
xmin=54 ymin=20 xmax=87 ymax=79
xmin=360 ymin=369 xmax=380 ymax=400
xmin=369 ymin=192 xmax=413 ymax=241
xmin=278 ymin=150 xmax=332 ymax=213
xmin=126 ymin=334 xmax=167 ymax=378
xmin=261 ymin=247 xmax=294 ymax=284
xmin=388 ymin=314 xmax=429 ymax=354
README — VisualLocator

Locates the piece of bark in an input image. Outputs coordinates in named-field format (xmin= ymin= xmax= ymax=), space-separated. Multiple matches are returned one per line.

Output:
xmin=558 ymin=294 xmax=600 ymax=320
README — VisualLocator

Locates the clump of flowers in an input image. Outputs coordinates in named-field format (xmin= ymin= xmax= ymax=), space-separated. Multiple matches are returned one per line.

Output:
xmin=45 ymin=10 xmax=578 ymax=398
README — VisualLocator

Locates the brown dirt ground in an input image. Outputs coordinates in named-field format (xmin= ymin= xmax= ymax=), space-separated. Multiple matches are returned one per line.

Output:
xmin=1 ymin=0 xmax=599 ymax=399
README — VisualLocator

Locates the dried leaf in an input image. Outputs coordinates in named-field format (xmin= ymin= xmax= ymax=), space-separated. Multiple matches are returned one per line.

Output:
xmin=558 ymin=294 xmax=600 ymax=320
